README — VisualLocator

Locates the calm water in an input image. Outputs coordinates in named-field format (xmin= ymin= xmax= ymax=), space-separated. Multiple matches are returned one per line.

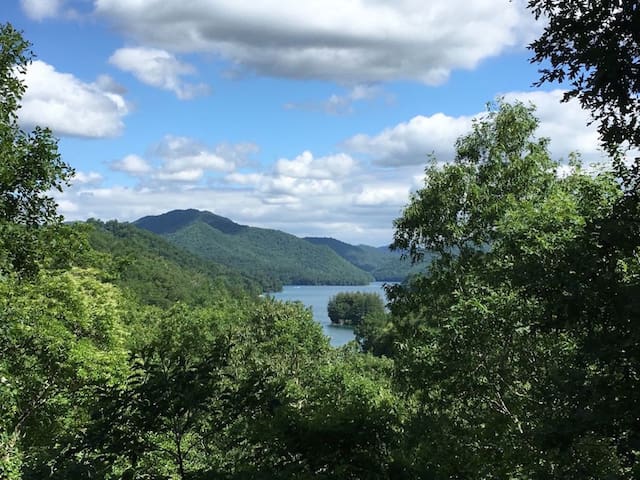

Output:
xmin=271 ymin=282 xmax=390 ymax=347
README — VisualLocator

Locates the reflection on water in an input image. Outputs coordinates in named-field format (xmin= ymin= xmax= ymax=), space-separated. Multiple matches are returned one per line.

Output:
xmin=271 ymin=282 xmax=390 ymax=347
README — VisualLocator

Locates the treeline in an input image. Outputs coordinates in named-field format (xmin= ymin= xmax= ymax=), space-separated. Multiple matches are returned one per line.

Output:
xmin=3 ymin=3 xmax=640 ymax=477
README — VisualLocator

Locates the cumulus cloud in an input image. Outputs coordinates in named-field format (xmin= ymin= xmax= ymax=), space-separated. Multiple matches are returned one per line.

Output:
xmin=110 ymin=154 xmax=153 ymax=175
xmin=109 ymin=47 xmax=210 ymax=99
xmin=20 ymin=0 xmax=63 ymax=20
xmin=151 ymin=136 xmax=251 ymax=180
xmin=355 ymin=185 xmax=411 ymax=207
xmin=72 ymin=171 xmax=103 ymax=185
xmin=21 ymin=0 xmax=89 ymax=20
xmin=94 ymin=0 xmax=535 ymax=84
xmin=19 ymin=61 xmax=129 ymax=138
xmin=345 ymin=90 xmax=610 ymax=166
xmin=274 ymin=151 xmax=355 ymax=179
xmin=225 ymin=150 xmax=361 ymax=201
xmin=345 ymin=113 xmax=472 ymax=166
xmin=57 ymin=143 xmax=424 ymax=245
xmin=110 ymin=136 xmax=258 ymax=184
xmin=55 ymin=178 xmax=409 ymax=245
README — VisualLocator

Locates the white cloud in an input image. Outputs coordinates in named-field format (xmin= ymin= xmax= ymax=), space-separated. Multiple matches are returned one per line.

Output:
xmin=152 ymin=136 xmax=246 ymax=178
xmin=355 ymin=185 xmax=411 ymax=207
xmin=226 ymin=150 xmax=360 ymax=200
xmin=109 ymin=47 xmax=210 ymax=99
xmin=57 ymin=145 xmax=421 ymax=245
xmin=20 ymin=0 xmax=63 ymax=20
xmin=56 ymin=178 xmax=409 ymax=245
xmin=110 ymin=136 xmax=258 ymax=184
xmin=345 ymin=113 xmax=472 ymax=166
xmin=154 ymin=169 xmax=204 ymax=182
xmin=19 ymin=61 xmax=129 ymax=138
xmin=345 ymin=90 xmax=610 ymax=166
xmin=95 ymin=0 xmax=536 ymax=84
xmin=110 ymin=154 xmax=153 ymax=175
xmin=72 ymin=171 xmax=103 ymax=185
xmin=274 ymin=151 xmax=355 ymax=179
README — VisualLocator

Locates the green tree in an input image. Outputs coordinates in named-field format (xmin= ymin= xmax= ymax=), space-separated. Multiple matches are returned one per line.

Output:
xmin=327 ymin=292 xmax=386 ymax=326
xmin=224 ymin=301 xmax=403 ymax=479
xmin=388 ymin=100 xmax=640 ymax=478
xmin=0 ymin=268 xmax=130 ymax=479
xmin=528 ymin=0 xmax=640 ymax=156
xmin=0 ymin=23 xmax=76 ymax=278
xmin=353 ymin=309 xmax=394 ymax=357
xmin=86 ymin=302 xmax=241 ymax=480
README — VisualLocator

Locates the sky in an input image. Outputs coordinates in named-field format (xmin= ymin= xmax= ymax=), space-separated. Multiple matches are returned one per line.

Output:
xmin=3 ymin=0 xmax=618 ymax=246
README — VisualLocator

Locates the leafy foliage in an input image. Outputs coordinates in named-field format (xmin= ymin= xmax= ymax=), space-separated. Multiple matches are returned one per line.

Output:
xmin=528 ymin=0 xmax=640 ymax=155
xmin=327 ymin=291 xmax=385 ymax=327
xmin=385 ymin=100 xmax=640 ymax=478
xmin=0 ymin=269 xmax=130 ymax=479
xmin=0 ymin=23 xmax=77 ymax=278
xmin=5 ymin=12 xmax=640 ymax=480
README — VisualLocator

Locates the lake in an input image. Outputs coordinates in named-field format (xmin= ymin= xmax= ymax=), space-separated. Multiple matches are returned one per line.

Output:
xmin=271 ymin=282 xmax=390 ymax=347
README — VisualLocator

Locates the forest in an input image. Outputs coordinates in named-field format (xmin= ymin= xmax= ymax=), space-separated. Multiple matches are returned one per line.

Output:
xmin=1 ymin=2 xmax=639 ymax=479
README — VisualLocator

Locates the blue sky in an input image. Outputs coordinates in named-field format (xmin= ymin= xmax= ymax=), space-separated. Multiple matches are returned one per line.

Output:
xmin=5 ymin=0 xmax=611 ymax=245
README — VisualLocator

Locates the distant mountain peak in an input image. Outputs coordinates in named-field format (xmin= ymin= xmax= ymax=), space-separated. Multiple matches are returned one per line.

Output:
xmin=135 ymin=209 xmax=247 ymax=235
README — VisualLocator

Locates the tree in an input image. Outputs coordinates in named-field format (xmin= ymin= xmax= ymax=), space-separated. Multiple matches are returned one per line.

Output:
xmin=86 ymin=303 xmax=238 ymax=480
xmin=528 ymin=1 xmax=640 ymax=156
xmin=388 ymin=100 xmax=640 ymax=478
xmin=353 ymin=309 xmax=394 ymax=357
xmin=0 ymin=23 xmax=75 ymax=277
xmin=327 ymin=292 xmax=386 ymax=326
xmin=0 ymin=268 xmax=130 ymax=479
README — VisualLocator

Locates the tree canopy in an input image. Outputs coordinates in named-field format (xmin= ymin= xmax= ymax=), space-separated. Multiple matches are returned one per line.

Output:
xmin=3 ymin=6 xmax=640 ymax=478
xmin=327 ymin=291 xmax=385 ymax=326
xmin=528 ymin=0 xmax=640 ymax=156
xmin=0 ymin=23 xmax=76 ymax=278
xmin=384 ymin=99 xmax=640 ymax=478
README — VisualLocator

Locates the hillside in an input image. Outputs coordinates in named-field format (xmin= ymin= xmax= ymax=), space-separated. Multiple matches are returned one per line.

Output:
xmin=134 ymin=210 xmax=374 ymax=288
xmin=135 ymin=208 xmax=246 ymax=235
xmin=86 ymin=219 xmax=264 ymax=305
xmin=304 ymin=237 xmax=430 ymax=281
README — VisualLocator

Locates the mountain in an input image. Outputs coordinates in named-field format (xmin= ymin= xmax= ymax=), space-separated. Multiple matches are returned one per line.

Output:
xmin=134 ymin=210 xmax=374 ymax=289
xmin=304 ymin=237 xmax=424 ymax=281
xmin=135 ymin=208 xmax=246 ymax=235
xmin=86 ymin=219 xmax=263 ymax=306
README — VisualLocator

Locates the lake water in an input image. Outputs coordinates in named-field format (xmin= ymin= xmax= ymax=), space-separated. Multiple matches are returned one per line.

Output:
xmin=271 ymin=282 xmax=390 ymax=347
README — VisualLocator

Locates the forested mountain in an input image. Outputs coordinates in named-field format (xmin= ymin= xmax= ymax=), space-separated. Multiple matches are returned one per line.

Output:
xmin=85 ymin=220 xmax=264 ymax=305
xmin=135 ymin=208 xmax=246 ymax=235
xmin=135 ymin=209 xmax=374 ymax=288
xmin=304 ymin=236 xmax=432 ymax=281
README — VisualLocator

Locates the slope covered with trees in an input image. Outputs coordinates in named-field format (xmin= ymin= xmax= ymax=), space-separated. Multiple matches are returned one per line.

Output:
xmin=304 ymin=236 xmax=430 ymax=281
xmin=136 ymin=209 xmax=375 ymax=288
xmin=85 ymin=219 xmax=264 ymax=306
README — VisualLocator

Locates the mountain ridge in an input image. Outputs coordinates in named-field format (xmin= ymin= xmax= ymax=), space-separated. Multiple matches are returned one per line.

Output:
xmin=134 ymin=209 xmax=419 ymax=287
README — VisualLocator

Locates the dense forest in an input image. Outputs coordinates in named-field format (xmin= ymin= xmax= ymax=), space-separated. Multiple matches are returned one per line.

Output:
xmin=135 ymin=209 xmax=377 ymax=289
xmin=2 ymin=1 xmax=640 ymax=478
xmin=304 ymin=237 xmax=430 ymax=281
